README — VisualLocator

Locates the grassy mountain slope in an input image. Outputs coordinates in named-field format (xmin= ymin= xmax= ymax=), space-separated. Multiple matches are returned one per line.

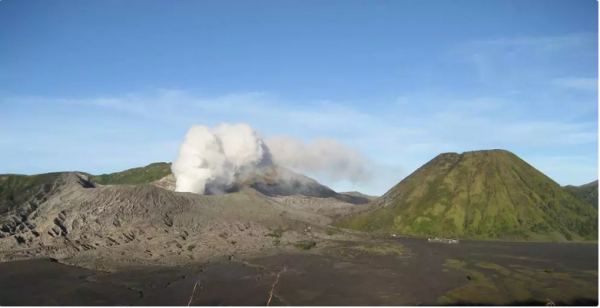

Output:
xmin=91 ymin=162 xmax=171 ymax=185
xmin=565 ymin=180 xmax=598 ymax=209
xmin=0 ymin=173 xmax=65 ymax=216
xmin=336 ymin=150 xmax=598 ymax=242
xmin=0 ymin=162 xmax=172 ymax=216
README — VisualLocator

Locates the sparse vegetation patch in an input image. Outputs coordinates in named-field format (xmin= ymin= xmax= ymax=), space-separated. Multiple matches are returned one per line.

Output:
xmin=293 ymin=240 xmax=317 ymax=250
xmin=266 ymin=228 xmax=285 ymax=238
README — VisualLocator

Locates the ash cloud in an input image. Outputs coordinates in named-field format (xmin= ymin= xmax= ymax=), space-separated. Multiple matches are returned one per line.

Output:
xmin=265 ymin=136 xmax=372 ymax=183
xmin=172 ymin=123 xmax=371 ymax=194
xmin=172 ymin=123 xmax=272 ymax=194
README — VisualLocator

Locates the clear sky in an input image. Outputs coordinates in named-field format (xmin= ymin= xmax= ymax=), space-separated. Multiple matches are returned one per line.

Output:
xmin=1 ymin=0 xmax=598 ymax=195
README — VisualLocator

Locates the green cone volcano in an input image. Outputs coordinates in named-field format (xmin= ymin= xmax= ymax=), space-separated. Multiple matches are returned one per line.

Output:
xmin=337 ymin=150 xmax=598 ymax=242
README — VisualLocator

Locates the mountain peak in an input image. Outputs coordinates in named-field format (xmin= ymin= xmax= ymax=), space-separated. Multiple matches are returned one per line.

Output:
xmin=564 ymin=180 xmax=599 ymax=209
xmin=337 ymin=150 xmax=598 ymax=241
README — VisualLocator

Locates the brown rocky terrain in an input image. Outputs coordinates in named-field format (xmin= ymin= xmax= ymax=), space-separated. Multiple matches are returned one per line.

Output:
xmin=151 ymin=166 xmax=374 ymax=205
xmin=150 ymin=168 xmax=374 ymax=220
xmin=0 ymin=172 xmax=364 ymax=270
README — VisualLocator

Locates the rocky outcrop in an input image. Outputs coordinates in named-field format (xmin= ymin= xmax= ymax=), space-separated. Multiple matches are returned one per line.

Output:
xmin=151 ymin=174 xmax=176 ymax=191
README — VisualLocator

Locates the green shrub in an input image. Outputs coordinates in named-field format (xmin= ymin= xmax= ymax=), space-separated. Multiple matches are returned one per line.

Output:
xmin=294 ymin=240 xmax=317 ymax=250
xmin=326 ymin=228 xmax=341 ymax=236
xmin=266 ymin=228 xmax=285 ymax=238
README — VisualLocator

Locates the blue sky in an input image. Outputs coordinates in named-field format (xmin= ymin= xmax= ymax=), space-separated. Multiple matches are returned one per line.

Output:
xmin=0 ymin=0 xmax=598 ymax=195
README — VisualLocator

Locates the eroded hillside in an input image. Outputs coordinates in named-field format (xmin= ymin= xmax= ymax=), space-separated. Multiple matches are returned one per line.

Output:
xmin=0 ymin=172 xmax=358 ymax=269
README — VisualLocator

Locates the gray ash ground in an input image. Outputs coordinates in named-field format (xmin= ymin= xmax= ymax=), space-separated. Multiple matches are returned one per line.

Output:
xmin=0 ymin=237 xmax=597 ymax=306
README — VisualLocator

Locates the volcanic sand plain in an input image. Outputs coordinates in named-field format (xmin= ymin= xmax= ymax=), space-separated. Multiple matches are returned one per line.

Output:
xmin=0 ymin=237 xmax=596 ymax=306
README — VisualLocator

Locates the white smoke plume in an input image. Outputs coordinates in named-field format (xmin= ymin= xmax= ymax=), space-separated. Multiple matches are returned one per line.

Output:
xmin=172 ymin=123 xmax=371 ymax=194
xmin=172 ymin=123 xmax=271 ymax=194
xmin=265 ymin=136 xmax=371 ymax=183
